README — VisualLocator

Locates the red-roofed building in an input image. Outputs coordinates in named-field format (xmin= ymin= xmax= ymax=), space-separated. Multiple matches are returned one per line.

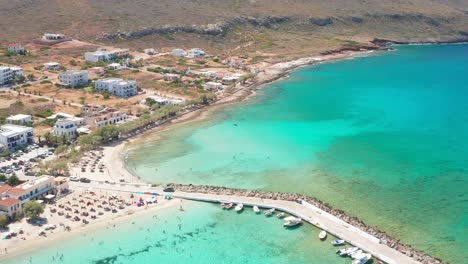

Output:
xmin=0 ymin=184 xmax=12 ymax=194
xmin=0 ymin=197 xmax=21 ymax=217
xmin=6 ymin=43 xmax=25 ymax=54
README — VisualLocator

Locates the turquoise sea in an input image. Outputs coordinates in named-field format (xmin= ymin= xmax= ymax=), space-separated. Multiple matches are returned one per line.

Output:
xmin=126 ymin=44 xmax=468 ymax=263
xmin=12 ymin=201 xmax=350 ymax=264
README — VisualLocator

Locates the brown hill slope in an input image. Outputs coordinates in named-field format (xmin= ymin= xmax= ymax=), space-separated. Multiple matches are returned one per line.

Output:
xmin=1 ymin=0 xmax=467 ymax=55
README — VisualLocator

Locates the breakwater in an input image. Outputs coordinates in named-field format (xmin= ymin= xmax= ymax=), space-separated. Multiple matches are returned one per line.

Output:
xmin=167 ymin=183 xmax=443 ymax=264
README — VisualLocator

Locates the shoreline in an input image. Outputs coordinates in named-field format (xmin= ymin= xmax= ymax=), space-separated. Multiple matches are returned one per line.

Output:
xmin=1 ymin=43 xmax=446 ymax=262
xmin=0 ymin=196 xmax=180 ymax=262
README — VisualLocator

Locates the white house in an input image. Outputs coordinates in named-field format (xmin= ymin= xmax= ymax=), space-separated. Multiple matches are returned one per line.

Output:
xmin=95 ymin=78 xmax=137 ymax=98
xmin=186 ymin=48 xmax=205 ymax=58
xmin=3 ymin=176 xmax=54 ymax=204
xmin=6 ymin=114 xmax=32 ymax=125
xmin=53 ymin=116 xmax=84 ymax=140
xmin=171 ymin=49 xmax=186 ymax=57
xmin=144 ymin=96 xmax=184 ymax=106
xmin=203 ymin=82 xmax=223 ymax=91
xmin=58 ymin=70 xmax=89 ymax=87
xmin=0 ymin=124 xmax=34 ymax=150
xmin=7 ymin=43 xmax=25 ymax=54
xmin=83 ymin=108 xmax=127 ymax=129
xmin=84 ymin=48 xmax=129 ymax=63
xmin=43 ymin=33 xmax=65 ymax=40
xmin=107 ymin=63 xmax=123 ymax=70
xmin=43 ymin=62 xmax=61 ymax=71
xmin=222 ymin=76 xmax=239 ymax=85
xmin=144 ymin=48 xmax=157 ymax=55
xmin=0 ymin=66 xmax=23 ymax=85
xmin=163 ymin=73 xmax=180 ymax=82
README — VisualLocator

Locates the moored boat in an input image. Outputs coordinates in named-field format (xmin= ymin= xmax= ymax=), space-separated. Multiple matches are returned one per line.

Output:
xmin=331 ymin=239 xmax=345 ymax=246
xmin=234 ymin=203 xmax=244 ymax=212
xmin=283 ymin=216 xmax=302 ymax=227
xmin=318 ymin=230 xmax=327 ymax=240
xmin=352 ymin=253 xmax=372 ymax=264
xmin=336 ymin=247 xmax=359 ymax=257
xmin=350 ymin=249 xmax=363 ymax=259
xmin=264 ymin=208 xmax=275 ymax=216
xmin=225 ymin=202 xmax=234 ymax=209
xmin=253 ymin=206 xmax=260 ymax=213
xmin=276 ymin=212 xmax=285 ymax=218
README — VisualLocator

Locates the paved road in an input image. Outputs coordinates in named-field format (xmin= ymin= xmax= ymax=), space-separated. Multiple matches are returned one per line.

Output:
xmin=70 ymin=181 xmax=419 ymax=264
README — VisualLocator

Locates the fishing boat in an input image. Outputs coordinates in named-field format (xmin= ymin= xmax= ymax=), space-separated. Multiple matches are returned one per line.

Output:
xmin=253 ymin=206 xmax=260 ymax=213
xmin=352 ymin=253 xmax=372 ymax=264
xmin=350 ymin=249 xmax=363 ymax=259
xmin=234 ymin=203 xmax=244 ymax=212
xmin=264 ymin=208 xmax=275 ymax=216
xmin=318 ymin=230 xmax=327 ymax=240
xmin=336 ymin=247 xmax=359 ymax=257
xmin=276 ymin=212 xmax=285 ymax=218
xmin=283 ymin=216 xmax=302 ymax=227
xmin=225 ymin=202 xmax=234 ymax=209
xmin=331 ymin=239 xmax=345 ymax=246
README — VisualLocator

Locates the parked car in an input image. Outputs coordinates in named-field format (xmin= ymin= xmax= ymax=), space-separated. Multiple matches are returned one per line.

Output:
xmin=25 ymin=171 xmax=36 ymax=176
xmin=163 ymin=187 xmax=175 ymax=192
xmin=79 ymin=177 xmax=91 ymax=183
xmin=69 ymin=176 xmax=79 ymax=182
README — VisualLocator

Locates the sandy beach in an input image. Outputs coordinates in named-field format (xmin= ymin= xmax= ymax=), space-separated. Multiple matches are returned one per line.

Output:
xmin=0 ymin=188 xmax=180 ymax=261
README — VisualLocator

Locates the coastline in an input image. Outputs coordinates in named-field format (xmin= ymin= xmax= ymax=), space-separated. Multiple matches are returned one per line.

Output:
xmin=1 ymin=44 xmax=425 ymax=262
xmin=0 ymin=197 xmax=180 ymax=262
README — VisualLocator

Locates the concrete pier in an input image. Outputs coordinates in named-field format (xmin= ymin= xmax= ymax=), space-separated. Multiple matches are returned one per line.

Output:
xmin=72 ymin=182 xmax=420 ymax=264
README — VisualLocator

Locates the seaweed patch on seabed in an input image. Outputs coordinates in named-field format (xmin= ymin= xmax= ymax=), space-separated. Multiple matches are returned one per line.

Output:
xmin=92 ymin=225 xmax=213 ymax=263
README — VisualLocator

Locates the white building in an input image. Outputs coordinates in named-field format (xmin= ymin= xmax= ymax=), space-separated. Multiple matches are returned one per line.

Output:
xmin=84 ymin=48 xmax=129 ymax=63
xmin=7 ymin=43 xmax=25 ymax=54
xmin=0 ymin=66 xmax=23 ymax=85
xmin=203 ymin=82 xmax=223 ymax=91
xmin=186 ymin=48 xmax=205 ymax=58
xmin=144 ymin=96 xmax=184 ymax=106
xmin=83 ymin=108 xmax=127 ymax=129
xmin=43 ymin=62 xmax=61 ymax=71
xmin=171 ymin=49 xmax=186 ymax=57
xmin=164 ymin=73 xmax=180 ymax=82
xmin=0 ymin=124 xmax=34 ymax=150
xmin=4 ymin=176 xmax=54 ymax=203
xmin=58 ymin=70 xmax=89 ymax=87
xmin=53 ymin=116 xmax=84 ymax=140
xmin=43 ymin=33 xmax=65 ymax=40
xmin=144 ymin=48 xmax=157 ymax=55
xmin=95 ymin=78 xmax=137 ymax=98
xmin=107 ymin=63 xmax=123 ymax=70
xmin=222 ymin=76 xmax=239 ymax=85
xmin=6 ymin=114 xmax=32 ymax=125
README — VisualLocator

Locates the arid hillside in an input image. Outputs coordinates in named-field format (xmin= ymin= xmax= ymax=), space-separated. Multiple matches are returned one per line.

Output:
xmin=1 ymin=0 xmax=468 ymax=56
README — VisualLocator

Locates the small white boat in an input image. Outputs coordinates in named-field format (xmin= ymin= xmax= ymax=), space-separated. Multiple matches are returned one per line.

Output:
xmin=350 ymin=249 xmax=363 ymax=259
xmin=352 ymin=253 xmax=372 ymax=264
xmin=336 ymin=247 xmax=359 ymax=257
xmin=225 ymin=203 xmax=234 ymax=209
xmin=318 ymin=230 xmax=327 ymax=240
xmin=264 ymin=208 xmax=275 ymax=216
xmin=220 ymin=202 xmax=226 ymax=209
xmin=331 ymin=239 xmax=345 ymax=246
xmin=253 ymin=206 xmax=260 ymax=213
xmin=234 ymin=203 xmax=244 ymax=212
xmin=276 ymin=212 xmax=285 ymax=218
xmin=283 ymin=216 xmax=302 ymax=227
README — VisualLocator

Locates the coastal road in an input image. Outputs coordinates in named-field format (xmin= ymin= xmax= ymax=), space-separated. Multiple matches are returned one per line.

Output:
xmin=70 ymin=181 xmax=419 ymax=264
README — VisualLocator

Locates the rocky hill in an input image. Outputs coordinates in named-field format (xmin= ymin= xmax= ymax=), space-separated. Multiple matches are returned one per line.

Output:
xmin=1 ymin=0 xmax=467 ymax=55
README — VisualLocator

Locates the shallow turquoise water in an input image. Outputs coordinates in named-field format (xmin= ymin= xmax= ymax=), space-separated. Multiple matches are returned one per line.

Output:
xmin=12 ymin=201 xmax=349 ymax=264
xmin=127 ymin=44 xmax=468 ymax=263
